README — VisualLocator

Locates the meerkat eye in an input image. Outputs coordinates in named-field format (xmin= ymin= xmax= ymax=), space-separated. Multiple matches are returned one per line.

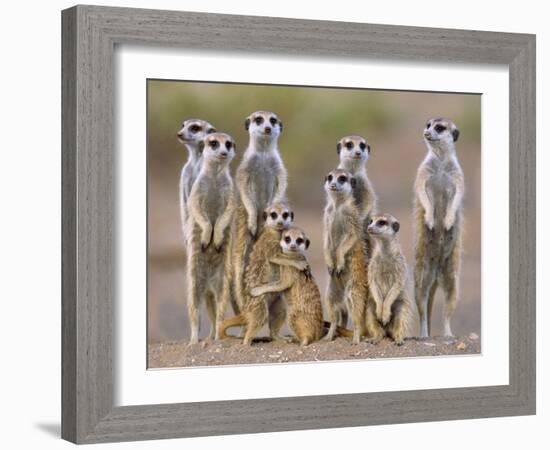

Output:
xmin=296 ymin=238 xmax=304 ymax=245
xmin=337 ymin=175 xmax=348 ymax=184
xmin=225 ymin=141 xmax=233 ymax=150
xmin=434 ymin=124 xmax=446 ymax=133
xmin=206 ymin=127 xmax=216 ymax=134
xmin=254 ymin=117 xmax=264 ymax=125
xmin=327 ymin=174 xmax=333 ymax=182
xmin=189 ymin=124 xmax=201 ymax=133
xmin=377 ymin=220 xmax=387 ymax=227
xmin=345 ymin=141 xmax=354 ymax=150
xmin=269 ymin=117 xmax=277 ymax=126
xmin=209 ymin=140 xmax=219 ymax=149
xmin=284 ymin=236 xmax=291 ymax=244
xmin=282 ymin=212 xmax=289 ymax=220
xmin=270 ymin=212 xmax=278 ymax=220
xmin=359 ymin=142 xmax=366 ymax=151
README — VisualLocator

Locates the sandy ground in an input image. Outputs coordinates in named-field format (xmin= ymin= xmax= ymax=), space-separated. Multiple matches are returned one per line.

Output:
xmin=148 ymin=333 xmax=480 ymax=368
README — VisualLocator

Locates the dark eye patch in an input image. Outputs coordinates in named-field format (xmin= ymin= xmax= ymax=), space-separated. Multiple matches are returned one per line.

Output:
xmin=434 ymin=124 xmax=447 ymax=133
xmin=189 ymin=124 xmax=202 ymax=133
xmin=270 ymin=212 xmax=278 ymax=219
xmin=426 ymin=121 xmax=431 ymax=129
xmin=345 ymin=141 xmax=354 ymax=150
xmin=337 ymin=175 xmax=348 ymax=184
xmin=377 ymin=220 xmax=387 ymax=227
xmin=206 ymin=127 xmax=216 ymax=134
xmin=282 ymin=212 xmax=289 ymax=220
xmin=254 ymin=117 xmax=264 ymax=125
xmin=225 ymin=140 xmax=233 ymax=150
xmin=284 ymin=236 xmax=291 ymax=244
xmin=209 ymin=140 xmax=219 ymax=149
xmin=359 ymin=142 xmax=366 ymax=151
xmin=327 ymin=174 xmax=333 ymax=182
xmin=269 ymin=117 xmax=277 ymax=126
xmin=296 ymin=238 xmax=304 ymax=245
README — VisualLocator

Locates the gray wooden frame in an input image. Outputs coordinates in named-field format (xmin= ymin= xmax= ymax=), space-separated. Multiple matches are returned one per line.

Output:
xmin=61 ymin=4 xmax=536 ymax=444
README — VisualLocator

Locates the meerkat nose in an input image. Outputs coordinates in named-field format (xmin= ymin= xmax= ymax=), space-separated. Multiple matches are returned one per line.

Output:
xmin=355 ymin=151 xmax=361 ymax=156
xmin=264 ymin=126 xmax=271 ymax=134
xmin=424 ymin=131 xmax=431 ymax=138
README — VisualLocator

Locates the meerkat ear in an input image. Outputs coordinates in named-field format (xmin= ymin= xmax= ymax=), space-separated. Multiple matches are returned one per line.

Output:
xmin=336 ymin=142 xmax=341 ymax=154
xmin=207 ymin=127 xmax=216 ymax=134
xmin=290 ymin=211 xmax=295 ymax=221
xmin=367 ymin=144 xmax=371 ymax=154
xmin=452 ymin=128 xmax=460 ymax=142
xmin=392 ymin=221 xmax=400 ymax=233
xmin=350 ymin=177 xmax=357 ymax=189
xmin=305 ymin=239 xmax=310 ymax=249
xmin=198 ymin=140 xmax=205 ymax=154
xmin=244 ymin=118 xmax=251 ymax=131
xmin=263 ymin=210 xmax=268 ymax=221
xmin=279 ymin=120 xmax=283 ymax=132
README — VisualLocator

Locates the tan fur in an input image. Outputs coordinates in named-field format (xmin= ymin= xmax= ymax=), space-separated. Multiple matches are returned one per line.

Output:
xmin=232 ymin=111 xmax=288 ymax=312
xmin=323 ymin=169 xmax=369 ymax=344
xmin=414 ymin=118 xmax=463 ymax=337
xmin=250 ymin=228 xmax=323 ymax=346
xmin=187 ymin=132 xmax=236 ymax=344
xmin=366 ymin=214 xmax=412 ymax=345
xmin=220 ymin=205 xmax=308 ymax=345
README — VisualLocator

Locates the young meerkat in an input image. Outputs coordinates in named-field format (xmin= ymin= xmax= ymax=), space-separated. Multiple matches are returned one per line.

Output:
xmin=187 ymin=132 xmax=236 ymax=344
xmin=232 ymin=111 xmax=288 ymax=311
xmin=336 ymin=135 xmax=377 ymax=222
xmin=365 ymin=213 xmax=412 ymax=345
xmin=414 ymin=118 xmax=464 ymax=338
xmin=250 ymin=227 xmax=324 ymax=347
xmin=220 ymin=205 xmax=309 ymax=345
xmin=322 ymin=169 xmax=369 ymax=344
xmin=176 ymin=118 xmax=216 ymax=243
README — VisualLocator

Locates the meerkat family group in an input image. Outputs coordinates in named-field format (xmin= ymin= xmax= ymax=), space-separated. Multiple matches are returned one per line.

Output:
xmin=176 ymin=112 xmax=464 ymax=346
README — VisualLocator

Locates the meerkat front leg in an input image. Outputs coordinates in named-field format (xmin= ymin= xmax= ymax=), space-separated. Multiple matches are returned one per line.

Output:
xmin=189 ymin=188 xmax=213 ymax=250
xmin=369 ymin=281 xmax=385 ymax=323
xmin=213 ymin=190 xmax=235 ymax=251
xmin=250 ymin=277 xmax=294 ymax=297
xmin=273 ymin=166 xmax=288 ymax=204
xmin=270 ymin=256 xmax=309 ymax=272
xmin=381 ymin=282 xmax=404 ymax=326
xmin=323 ymin=281 xmax=340 ymax=341
xmin=444 ymin=174 xmax=464 ymax=230
xmin=415 ymin=172 xmax=434 ymax=229
xmin=237 ymin=172 xmax=258 ymax=238
xmin=335 ymin=234 xmax=356 ymax=276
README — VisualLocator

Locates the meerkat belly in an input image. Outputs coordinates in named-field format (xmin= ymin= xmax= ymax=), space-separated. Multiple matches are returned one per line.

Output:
xmin=374 ymin=258 xmax=397 ymax=295
xmin=427 ymin=172 xmax=456 ymax=225
xmin=248 ymin=156 xmax=278 ymax=210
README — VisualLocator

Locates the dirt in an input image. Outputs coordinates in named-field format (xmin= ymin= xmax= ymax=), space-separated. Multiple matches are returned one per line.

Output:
xmin=148 ymin=333 xmax=480 ymax=368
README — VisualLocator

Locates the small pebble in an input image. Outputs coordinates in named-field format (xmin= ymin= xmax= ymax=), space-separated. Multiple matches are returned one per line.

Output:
xmin=469 ymin=332 xmax=479 ymax=341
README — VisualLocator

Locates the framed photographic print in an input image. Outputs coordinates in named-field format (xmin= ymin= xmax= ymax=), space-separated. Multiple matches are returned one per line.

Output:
xmin=62 ymin=4 xmax=536 ymax=444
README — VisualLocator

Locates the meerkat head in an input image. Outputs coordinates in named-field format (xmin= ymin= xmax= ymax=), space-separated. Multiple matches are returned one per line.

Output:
xmin=337 ymin=135 xmax=371 ymax=166
xmin=198 ymin=132 xmax=235 ymax=166
xmin=177 ymin=119 xmax=216 ymax=146
xmin=263 ymin=203 xmax=294 ymax=231
xmin=324 ymin=169 xmax=356 ymax=199
xmin=244 ymin=111 xmax=283 ymax=141
xmin=367 ymin=213 xmax=400 ymax=238
xmin=280 ymin=227 xmax=310 ymax=255
xmin=423 ymin=118 xmax=460 ymax=150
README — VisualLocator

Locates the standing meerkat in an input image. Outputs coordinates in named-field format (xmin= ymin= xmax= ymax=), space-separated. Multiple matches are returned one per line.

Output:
xmin=365 ymin=213 xmax=412 ymax=345
xmin=322 ymin=169 xmax=369 ymax=344
xmin=187 ymin=132 xmax=236 ymax=344
xmin=176 ymin=119 xmax=216 ymax=243
xmin=336 ymin=135 xmax=377 ymax=222
xmin=250 ymin=227 xmax=324 ymax=346
xmin=414 ymin=118 xmax=463 ymax=338
xmin=232 ymin=111 xmax=288 ymax=311
xmin=220 ymin=205 xmax=309 ymax=345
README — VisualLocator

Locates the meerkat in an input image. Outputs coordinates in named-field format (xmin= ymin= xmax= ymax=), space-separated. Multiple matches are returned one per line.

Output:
xmin=322 ymin=169 xmax=369 ymax=344
xmin=176 ymin=118 xmax=216 ymax=243
xmin=187 ymin=132 xmax=236 ymax=344
xmin=232 ymin=111 xmax=288 ymax=312
xmin=364 ymin=213 xmax=412 ymax=345
xmin=220 ymin=208 xmax=309 ymax=345
xmin=250 ymin=227 xmax=324 ymax=346
xmin=414 ymin=118 xmax=463 ymax=338
xmin=336 ymin=135 xmax=377 ymax=222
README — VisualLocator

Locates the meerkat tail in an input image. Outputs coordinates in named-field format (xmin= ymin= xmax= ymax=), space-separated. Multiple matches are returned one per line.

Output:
xmin=219 ymin=314 xmax=247 ymax=339
xmin=323 ymin=321 xmax=355 ymax=338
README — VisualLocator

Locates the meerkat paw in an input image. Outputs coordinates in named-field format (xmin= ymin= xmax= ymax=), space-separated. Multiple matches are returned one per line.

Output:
xmin=424 ymin=212 xmax=435 ymax=230
xmin=393 ymin=336 xmax=405 ymax=346
xmin=335 ymin=266 xmax=346 ymax=278
xmin=376 ymin=303 xmax=384 ymax=321
xmin=250 ymin=286 xmax=263 ymax=297
xmin=443 ymin=214 xmax=455 ymax=231
xmin=381 ymin=307 xmax=392 ymax=326
xmin=366 ymin=337 xmax=382 ymax=345
xmin=327 ymin=266 xmax=335 ymax=277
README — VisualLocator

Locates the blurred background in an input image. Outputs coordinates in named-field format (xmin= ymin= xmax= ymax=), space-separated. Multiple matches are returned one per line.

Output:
xmin=147 ymin=80 xmax=481 ymax=344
